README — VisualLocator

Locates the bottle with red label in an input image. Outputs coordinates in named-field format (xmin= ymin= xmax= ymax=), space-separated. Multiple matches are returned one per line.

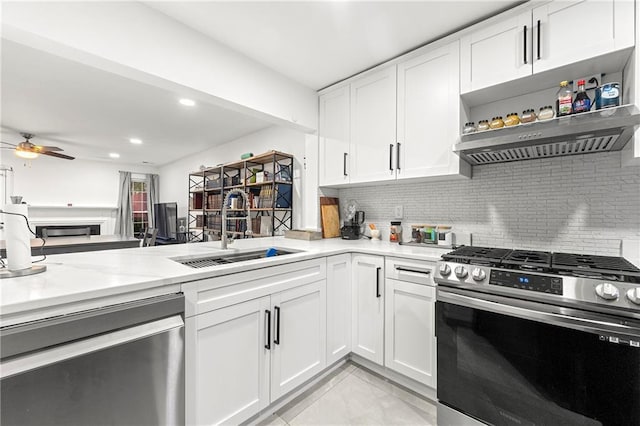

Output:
xmin=573 ymin=79 xmax=591 ymax=113
xmin=556 ymin=80 xmax=573 ymax=116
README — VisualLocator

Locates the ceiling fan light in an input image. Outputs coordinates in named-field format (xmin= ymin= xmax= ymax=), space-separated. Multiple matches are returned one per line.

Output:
xmin=15 ymin=149 xmax=38 ymax=159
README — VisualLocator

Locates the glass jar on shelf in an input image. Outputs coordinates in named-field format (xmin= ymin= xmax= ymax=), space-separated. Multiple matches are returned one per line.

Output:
xmin=520 ymin=109 xmax=537 ymax=123
xmin=504 ymin=112 xmax=520 ymax=127
xmin=477 ymin=120 xmax=490 ymax=131
xmin=489 ymin=116 xmax=504 ymax=129
xmin=538 ymin=105 xmax=555 ymax=121
xmin=462 ymin=122 xmax=476 ymax=134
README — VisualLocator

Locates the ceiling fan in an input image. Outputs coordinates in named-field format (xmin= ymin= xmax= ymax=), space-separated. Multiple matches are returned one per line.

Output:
xmin=1 ymin=133 xmax=75 ymax=160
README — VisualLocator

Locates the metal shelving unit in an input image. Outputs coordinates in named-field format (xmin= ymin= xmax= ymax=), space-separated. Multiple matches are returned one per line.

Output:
xmin=187 ymin=151 xmax=294 ymax=241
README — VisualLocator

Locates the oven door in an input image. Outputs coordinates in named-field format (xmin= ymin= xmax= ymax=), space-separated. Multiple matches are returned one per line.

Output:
xmin=436 ymin=287 xmax=640 ymax=426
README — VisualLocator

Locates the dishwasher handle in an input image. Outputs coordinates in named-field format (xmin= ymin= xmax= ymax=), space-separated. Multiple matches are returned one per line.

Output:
xmin=1 ymin=315 xmax=183 ymax=379
xmin=1 ymin=293 xmax=184 ymax=359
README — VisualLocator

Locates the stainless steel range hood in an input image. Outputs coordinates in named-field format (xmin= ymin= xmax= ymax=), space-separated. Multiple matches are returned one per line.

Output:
xmin=454 ymin=105 xmax=640 ymax=165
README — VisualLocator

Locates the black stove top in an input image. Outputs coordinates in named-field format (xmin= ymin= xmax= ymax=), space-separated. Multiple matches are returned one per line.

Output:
xmin=442 ymin=246 xmax=640 ymax=282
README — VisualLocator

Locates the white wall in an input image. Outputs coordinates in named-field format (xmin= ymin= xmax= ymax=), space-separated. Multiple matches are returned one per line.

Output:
xmin=1 ymin=2 xmax=318 ymax=132
xmin=338 ymin=152 xmax=640 ymax=256
xmin=159 ymin=126 xmax=310 ymax=229
xmin=1 ymin=155 xmax=158 ymax=236
xmin=2 ymin=154 xmax=158 ymax=207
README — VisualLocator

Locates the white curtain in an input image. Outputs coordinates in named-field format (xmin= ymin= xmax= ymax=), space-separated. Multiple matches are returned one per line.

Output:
xmin=146 ymin=174 xmax=160 ymax=229
xmin=115 ymin=171 xmax=133 ymax=237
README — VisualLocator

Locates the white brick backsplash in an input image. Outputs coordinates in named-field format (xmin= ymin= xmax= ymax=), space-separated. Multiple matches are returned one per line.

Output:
xmin=338 ymin=152 xmax=640 ymax=256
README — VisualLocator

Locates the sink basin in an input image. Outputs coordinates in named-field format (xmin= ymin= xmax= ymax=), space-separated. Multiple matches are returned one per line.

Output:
xmin=174 ymin=248 xmax=301 ymax=269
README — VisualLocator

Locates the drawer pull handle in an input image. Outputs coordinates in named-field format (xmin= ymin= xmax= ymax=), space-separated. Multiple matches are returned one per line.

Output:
xmin=395 ymin=266 xmax=432 ymax=275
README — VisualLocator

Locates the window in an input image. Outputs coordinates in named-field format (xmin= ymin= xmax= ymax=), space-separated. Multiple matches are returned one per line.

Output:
xmin=131 ymin=179 xmax=148 ymax=235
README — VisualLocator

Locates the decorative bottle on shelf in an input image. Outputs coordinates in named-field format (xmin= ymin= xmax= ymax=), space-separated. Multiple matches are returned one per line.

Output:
xmin=556 ymin=80 xmax=573 ymax=117
xmin=572 ymin=79 xmax=591 ymax=114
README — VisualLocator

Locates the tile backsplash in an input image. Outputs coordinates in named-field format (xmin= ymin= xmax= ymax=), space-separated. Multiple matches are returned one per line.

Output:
xmin=338 ymin=152 xmax=640 ymax=256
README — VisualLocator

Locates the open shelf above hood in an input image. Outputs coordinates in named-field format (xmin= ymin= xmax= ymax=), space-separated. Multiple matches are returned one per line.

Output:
xmin=454 ymin=105 xmax=640 ymax=165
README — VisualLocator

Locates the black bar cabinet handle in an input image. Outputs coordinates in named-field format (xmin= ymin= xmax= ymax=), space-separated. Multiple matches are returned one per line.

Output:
xmin=343 ymin=152 xmax=348 ymax=176
xmin=389 ymin=144 xmax=394 ymax=171
xmin=396 ymin=143 xmax=401 ymax=170
xmin=264 ymin=310 xmax=271 ymax=350
xmin=376 ymin=267 xmax=382 ymax=298
xmin=274 ymin=306 xmax=281 ymax=345
xmin=537 ymin=20 xmax=541 ymax=60
xmin=523 ymin=25 xmax=527 ymax=64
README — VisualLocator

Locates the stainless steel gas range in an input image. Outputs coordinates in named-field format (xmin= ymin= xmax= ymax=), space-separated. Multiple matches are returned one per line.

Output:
xmin=434 ymin=246 xmax=640 ymax=426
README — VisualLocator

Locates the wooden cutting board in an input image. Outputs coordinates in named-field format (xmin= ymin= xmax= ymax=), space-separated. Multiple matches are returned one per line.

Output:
xmin=320 ymin=197 xmax=340 ymax=238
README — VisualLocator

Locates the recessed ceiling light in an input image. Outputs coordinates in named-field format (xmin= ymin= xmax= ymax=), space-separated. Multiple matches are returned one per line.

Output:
xmin=129 ymin=138 xmax=143 ymax=144
xmin=109 ymin=153 xmax=120 ymax=159
xmin=179 ymin=98 xmax=196 ymax=107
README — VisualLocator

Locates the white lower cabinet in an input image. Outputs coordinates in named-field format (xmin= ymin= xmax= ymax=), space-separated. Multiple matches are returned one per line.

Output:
xmin=270 ymin=281 xmax=327 ymax=400
xmin=351 ymin=254 xmax=385 ymax=365
xmin=384 ymin=258 xmax=436 ymax=388
xmin=326 ymin=254 xmax=352 ymax=365
xmin=187 ymin=296 xmax=271 ymax=425
xmin=184 ymin=259 xmax=327 ymax=425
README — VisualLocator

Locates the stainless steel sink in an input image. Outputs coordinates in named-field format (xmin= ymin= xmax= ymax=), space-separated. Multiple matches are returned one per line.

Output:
xmin=174 ymin=248 xmax=301 ymax=269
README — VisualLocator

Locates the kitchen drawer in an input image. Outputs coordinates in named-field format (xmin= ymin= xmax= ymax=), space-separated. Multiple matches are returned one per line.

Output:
xmin=182 ymin=258 xmax=326 ymax=317
xmin=385 ymin=257 xmax=435 ymax=286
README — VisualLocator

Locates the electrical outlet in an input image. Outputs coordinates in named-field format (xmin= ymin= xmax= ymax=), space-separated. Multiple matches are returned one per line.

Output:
xmin=394 ymin=205 xmax=403 ymax=219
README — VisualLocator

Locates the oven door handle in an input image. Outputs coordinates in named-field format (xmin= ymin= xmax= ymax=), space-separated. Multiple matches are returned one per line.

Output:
xmin=0 ymin=315 xmax=184 ymax=379
xmin=438 ymin=290 xmax=640 ymax=338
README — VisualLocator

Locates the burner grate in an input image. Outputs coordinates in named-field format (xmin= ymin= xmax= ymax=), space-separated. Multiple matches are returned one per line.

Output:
xmin=552 ymin=253 xmax=640 ymax=277
xmin=442 ymin=246 xmax=511 ymax=265
xmin=502 ymin=250 xmax=552 ymax=270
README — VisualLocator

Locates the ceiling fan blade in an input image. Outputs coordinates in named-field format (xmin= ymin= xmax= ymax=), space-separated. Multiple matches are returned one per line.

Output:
xmin=0 ymin=140 xmax=18 ymax=147
xmin=42 ymin=151 xmax=75 ymax=160
xmin=34 ymin=145 xmax=63 ymax=152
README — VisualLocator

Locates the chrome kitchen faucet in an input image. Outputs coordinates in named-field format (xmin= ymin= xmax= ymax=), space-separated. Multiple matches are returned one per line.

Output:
xmin=221 ymin=189 xmax=252 ymax=249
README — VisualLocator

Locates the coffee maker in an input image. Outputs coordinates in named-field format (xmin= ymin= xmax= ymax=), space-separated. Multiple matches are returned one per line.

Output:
xmin=341 ymin=210 xmax=365 ymax=240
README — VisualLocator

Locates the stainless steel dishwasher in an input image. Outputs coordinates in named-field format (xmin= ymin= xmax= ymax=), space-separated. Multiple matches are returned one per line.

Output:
xmin=1 ymin=293 xmax=185 ymax=426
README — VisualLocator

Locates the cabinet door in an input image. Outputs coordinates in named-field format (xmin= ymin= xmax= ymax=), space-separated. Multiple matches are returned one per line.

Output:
xmin=319 ymin=86 xmax=351 ymax=186
xmin=532 ymin=0 xmax=634 ymax=74
xmin=460 ymin=11 xmax=532 ymax=93
xmin=384 ymin=279 xmax=436 ymax=388
xmin=351 ymin=254 xmax=385 ymax=365
xmin=326 ymin=254 xmax=352 ymax=365
xmin=270 ymin=280 xmax=326 ymax=400
xmin=186 ymin=296 xmax=270 ymax=426
xmin=397 ymin=41 xmax=461 ymax=179
xmin=350 ymin=66 xmax=397 ymax=184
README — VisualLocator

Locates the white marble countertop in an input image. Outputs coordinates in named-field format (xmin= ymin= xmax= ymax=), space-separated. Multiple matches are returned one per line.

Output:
xmin=0 ymin=237 xmax=450 ymax=326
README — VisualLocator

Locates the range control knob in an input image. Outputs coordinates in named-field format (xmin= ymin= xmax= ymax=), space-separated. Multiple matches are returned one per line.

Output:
xmin=471 ymin=267 xmax=486 ymax=282
xmin=454 ymin=266 xmax=468 ymax=279
xmin=439 ymin=264 xmax=451 ymax=276
xmin=595 ymin=283 xmax=619 ymax=301
xmin=627 ymin=288 xmax=640 ymax=305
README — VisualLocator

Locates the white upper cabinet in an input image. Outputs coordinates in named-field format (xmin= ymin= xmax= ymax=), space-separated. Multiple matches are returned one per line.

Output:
xmin=349 ymin=66 xmax=397 ymax=184
xmin=397 ymin=41 xmax=463 ymax=179
xmin=318 ymin=86 xmax=350 ymax=186
xmin=461 ymin=0 xmax=635 ymax=94
xmin=318 ymin=40 xmax=469 ymax=187
xmin=460 ymin=11 xmax=532 ymax=93
xmin=532 ymin=0 xmax=634 ymax=74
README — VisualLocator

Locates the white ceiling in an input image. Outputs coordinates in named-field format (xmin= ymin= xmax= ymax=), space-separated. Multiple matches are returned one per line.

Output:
xmin=1 ymin=1 xmax=523 ymax=166
xmin=0 ymin=40 xmax=272 ymax=166
xmin=147 ymin=1 xmax=522 ymax=90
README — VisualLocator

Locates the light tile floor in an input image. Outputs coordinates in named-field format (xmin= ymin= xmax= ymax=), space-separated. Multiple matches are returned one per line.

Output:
xmin=258 ymin=362 xmax=437 ymax=425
